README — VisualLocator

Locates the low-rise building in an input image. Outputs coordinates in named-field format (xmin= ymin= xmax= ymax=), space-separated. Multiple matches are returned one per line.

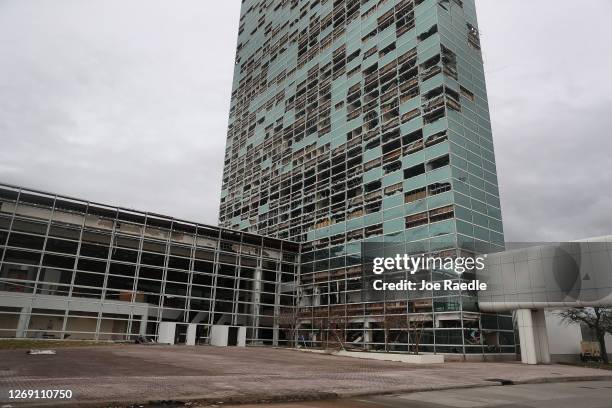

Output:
xmin=0 ymin=184 xmax=299 ymax=345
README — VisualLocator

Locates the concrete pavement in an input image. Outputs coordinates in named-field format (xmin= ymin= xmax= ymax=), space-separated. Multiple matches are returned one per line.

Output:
xmin=225 ymin=381 xmax=612 ymax=408
xmin=1 ymin=345 xmax=611 ymax=407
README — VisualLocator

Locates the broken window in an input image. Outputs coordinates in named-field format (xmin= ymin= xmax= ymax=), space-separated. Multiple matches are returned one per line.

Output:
xmin=428 ymin=182 xmax=451 ymax=196
xmin=420 ymin=55 xmax=442 ymax=81
xmin=467 ymin=23 xmax=481 ymax=50
xmin=460 ymin=86 xmax=475 ymax=102
xmin=401 ymin=108 xmax=421 ymax=124
xmin=384 ymin=160 xmax=402 ymax=174
xmin=404 ymin=163 xmax=425 ymax=179
xmin=406 ymin=212 xmax=428 ymax=229
xmin=384 ymin=182 xmax=403 ymax=196
xmin=405 ymin=187 xmax=427 ymax=204
xmin=379 ymin=42 xmax=396 ymax=58
xmin=425 ymin=131 xmax=447 ymax=147
xmin=429 ymin=205 xmax=454 ymax=223
xmin=441 ymin=45 xmax=458 ymax=80
xmin=403 ymin=129 xmax=424 ymax=154
xmin=417 ymin=25 xmax=438 ymax=42
xmin=427 ymin=155 xmax=450 ymax=171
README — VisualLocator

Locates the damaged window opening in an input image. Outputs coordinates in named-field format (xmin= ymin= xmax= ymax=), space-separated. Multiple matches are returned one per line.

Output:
xmin=404 ymin=163 xmax=425 ymax=179
xmin=467 ymin=23 xmax=481 ymax=50
xmin=460 ymin=86 xmax=475 ymax=102
xmin=405 ymin=187 xmax=426 ymax=204
xmin=418 ymin=25 xmax=438 ymax=42
xmin=424 ymin=131 xmax=444 ymax=149
xmin=427 ymin=155 xmax=450 ymax=171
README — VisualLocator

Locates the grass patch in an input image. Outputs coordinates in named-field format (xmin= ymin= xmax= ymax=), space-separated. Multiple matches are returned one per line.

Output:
xmin=0 ymin=339 xmax=114 ymax=350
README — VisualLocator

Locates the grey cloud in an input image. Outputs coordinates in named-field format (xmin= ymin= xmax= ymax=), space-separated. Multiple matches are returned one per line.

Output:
xmin=476 ymin=0 xmax=612 ymax=241
xmin=0 ymin=0 xmax=240 ymax=224
xmin=1 ymin=0 xmax=610 ymax=242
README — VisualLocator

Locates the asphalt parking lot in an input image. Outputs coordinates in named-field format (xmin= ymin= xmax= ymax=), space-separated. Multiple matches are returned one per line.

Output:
xmin=0 ymin=345 xmax=610 ymax=407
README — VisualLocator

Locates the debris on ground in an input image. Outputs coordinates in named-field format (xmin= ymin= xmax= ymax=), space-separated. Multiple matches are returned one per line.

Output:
xmin=27 ymin=349 xmax=56 ymax=355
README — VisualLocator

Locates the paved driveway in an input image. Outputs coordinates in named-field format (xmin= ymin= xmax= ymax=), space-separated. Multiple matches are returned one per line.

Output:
xmin=0 ymin=345 xmax=609 ymax=407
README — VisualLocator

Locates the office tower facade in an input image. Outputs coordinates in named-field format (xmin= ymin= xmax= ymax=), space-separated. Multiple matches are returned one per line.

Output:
xmin=220 ymin=0 xmax=513 ymax=355
xmin=0 ymin=184 xmax=299 ymax=345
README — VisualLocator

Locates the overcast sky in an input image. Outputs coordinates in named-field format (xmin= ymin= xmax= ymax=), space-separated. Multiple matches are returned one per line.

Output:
xmin=1 ymin=0 xmax=611 ymax=242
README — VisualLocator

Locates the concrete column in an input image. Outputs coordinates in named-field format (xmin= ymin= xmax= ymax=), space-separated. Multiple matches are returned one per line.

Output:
xmin=251 ymin=267 xmax=262 ymax=341
xmin=16 ymin=306 xmax=30 ymax=338
xmin=517 ymin=309 xmax=551 ymax=364
xmin=158 ymin=322 xmax=176 ymax=345
xmin=238 ymin=327 xmax=247 ymax=347
xmin=533 ymin=309 xmax=551 ymax=364
xmin=186 ymin=324 xmax=197 ymax=346
xmin=364 ymin=320 xmax=372 ymax=350
xmin=139 ymin=313 xmax=148 ymax=336
xmin=210 ymin=325 xmax=229 ymax=346
xmin=517 ymin=309 xmax=538 ymax=364
xmin=272 ymin=322 xmax=279 ymax=347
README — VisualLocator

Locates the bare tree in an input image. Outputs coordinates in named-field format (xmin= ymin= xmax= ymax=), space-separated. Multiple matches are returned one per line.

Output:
xmin=408 ymin=314 xmax=426 ymax=355
xmin=308 ymin=312 xmax=349 ymax=351
xmin=275 ymin=307 xmax=298 ymax=348
xmin=383 ymin=314 xmax=408 ymax=352
xmin=382 ymin=313 xmax=426 ymax=354
xmin=556 ymin=307 xmax=611 ymax=364
xmin=326 ymin=312 xmax=348 ymax=351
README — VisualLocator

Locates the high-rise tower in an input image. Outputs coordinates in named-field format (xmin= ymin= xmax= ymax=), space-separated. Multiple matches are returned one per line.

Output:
xmin=220 ymin=0 xmax=513 ymax=354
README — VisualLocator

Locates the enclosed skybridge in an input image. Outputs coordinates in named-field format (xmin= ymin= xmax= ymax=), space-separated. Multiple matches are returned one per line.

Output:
xmin=477 ymin=238 xmax=612 ymax=364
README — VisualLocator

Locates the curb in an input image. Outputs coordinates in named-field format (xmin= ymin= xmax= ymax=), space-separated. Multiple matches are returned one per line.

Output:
xmin=339 ymin=374 xmax=612 ymax=400
xmin=509 ymin=374 xmax=612 ymax=385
